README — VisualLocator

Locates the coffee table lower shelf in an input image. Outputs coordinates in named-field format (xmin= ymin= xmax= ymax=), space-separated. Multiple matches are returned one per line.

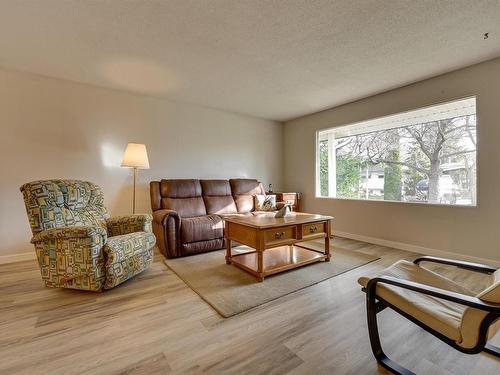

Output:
xmin=228 ymin=245 xmax=328 ymax=281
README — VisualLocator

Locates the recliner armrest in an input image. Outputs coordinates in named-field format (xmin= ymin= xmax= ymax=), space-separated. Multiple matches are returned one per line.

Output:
xmin=153 ymin=209 xmax=181 ymax=225
xmin=31 ymin=225 xmax=107 ymax=244
xmin=152 ymin=209 xmax=181 ymax=258
xmin=106 ymin=214 xmax=153 ymax=236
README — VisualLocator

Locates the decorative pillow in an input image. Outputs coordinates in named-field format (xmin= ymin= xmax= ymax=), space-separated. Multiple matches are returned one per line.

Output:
xmin=254 ymin=194 xmax=277 ymax=211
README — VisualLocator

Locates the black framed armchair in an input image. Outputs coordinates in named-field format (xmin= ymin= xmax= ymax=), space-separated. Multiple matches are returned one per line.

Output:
xmin=358 ymin=256 xmax=500 ymax=375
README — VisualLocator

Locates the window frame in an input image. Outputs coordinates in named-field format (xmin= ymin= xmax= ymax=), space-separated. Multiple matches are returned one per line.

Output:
xmin=314 ymin=96 xmax=479 ymax=208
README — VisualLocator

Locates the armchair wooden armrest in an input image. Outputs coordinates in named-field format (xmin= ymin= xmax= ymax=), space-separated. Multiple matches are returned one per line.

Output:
xmin=366 ymin=276 xmax=500 ymax=313
xmin=413 ymin=256 xmax=497 ymax=275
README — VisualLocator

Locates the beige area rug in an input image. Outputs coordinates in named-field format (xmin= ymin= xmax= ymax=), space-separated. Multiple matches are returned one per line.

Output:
xmin=164 ymin=240 xmax=379 ymax=317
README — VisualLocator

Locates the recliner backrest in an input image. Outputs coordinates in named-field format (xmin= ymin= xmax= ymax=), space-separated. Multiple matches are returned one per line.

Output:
xmin=229 ymin=179 xmax=265 ymax=213
xmin=200 ymin=180 xmax=237 ymax=214
xmin=20 ymin=180 xmax=108 ymax=235
xmin=159 ymin=179 xmax=207 ymax=218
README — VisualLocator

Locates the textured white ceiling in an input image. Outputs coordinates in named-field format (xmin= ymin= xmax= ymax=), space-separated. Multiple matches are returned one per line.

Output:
xmin=0 ymin=0 xmax=499 ymax=121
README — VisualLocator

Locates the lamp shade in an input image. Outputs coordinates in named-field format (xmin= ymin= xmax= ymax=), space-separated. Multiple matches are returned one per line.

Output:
xmin=121 ymin=143 xmax=150 ymax=169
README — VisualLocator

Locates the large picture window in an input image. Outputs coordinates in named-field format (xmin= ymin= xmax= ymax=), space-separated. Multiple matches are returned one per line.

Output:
xmin=316 ymin=97 xmax=477 ymax=206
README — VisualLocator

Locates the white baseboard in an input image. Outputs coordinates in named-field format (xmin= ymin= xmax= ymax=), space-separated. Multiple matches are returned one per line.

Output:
xmin=0 ymin=251 xmax=36 ymax=265
xmin=334 ymin=230 xmax=500 ymax=267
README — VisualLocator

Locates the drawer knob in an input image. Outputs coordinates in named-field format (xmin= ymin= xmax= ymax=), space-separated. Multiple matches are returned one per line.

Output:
xmin=309 ymin=226 xmax=318 ymax=233
xmin=275 ymin=231 xmax=285 ymax=239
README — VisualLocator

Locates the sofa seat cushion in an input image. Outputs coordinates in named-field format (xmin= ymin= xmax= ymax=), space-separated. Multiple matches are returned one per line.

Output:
xmin=358 ymin=260 xmax=474 ymax=344
xmin=181 ymin=238 xmax=224 ymax=255
xmin=103 ymin=232 xmax=156 ymax=289
xmin=218 ymin=212 xmax=253 ymax=220
xmin=181 ymin=215 xmax=223 ymax=243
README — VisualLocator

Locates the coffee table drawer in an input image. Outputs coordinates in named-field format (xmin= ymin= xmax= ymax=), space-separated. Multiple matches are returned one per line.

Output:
xmin=264 ymin=226 xmax=295 ymax=245
xmin=302 ymin=222 xmax=326 ymax=238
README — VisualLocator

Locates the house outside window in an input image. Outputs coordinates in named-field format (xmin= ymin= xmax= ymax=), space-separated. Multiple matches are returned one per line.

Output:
xmin=316 ymin=97 xmax=477 ymax=206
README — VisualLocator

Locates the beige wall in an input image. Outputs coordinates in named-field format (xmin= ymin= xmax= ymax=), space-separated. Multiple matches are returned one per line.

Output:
xmin=284 ymin=57 xmax=500 ymax=261
xmin=0 ymin=68 xmax=283 ymax=259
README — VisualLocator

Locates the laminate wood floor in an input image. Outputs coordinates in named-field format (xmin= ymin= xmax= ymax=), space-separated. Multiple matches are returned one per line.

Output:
xmin=0 ymin=237 xmax=498 ymax=375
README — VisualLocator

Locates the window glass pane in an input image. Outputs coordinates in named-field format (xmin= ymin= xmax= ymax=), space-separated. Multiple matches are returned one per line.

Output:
xmin=316 ymin=97 xmax=477 ymax=206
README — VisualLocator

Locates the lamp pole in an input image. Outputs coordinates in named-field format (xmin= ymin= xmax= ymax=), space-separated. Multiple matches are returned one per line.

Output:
xmin=133 ymin=167 xmax=137 ymax=214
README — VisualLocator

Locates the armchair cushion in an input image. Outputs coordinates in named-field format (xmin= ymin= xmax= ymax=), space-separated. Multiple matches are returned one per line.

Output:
xmin=358 ymin=260 xmax=474 ymax=343
xmin=106 ymin=214 xmax=153 ymax=237
xmin=103 ymin=232 xmax=156 ymax=289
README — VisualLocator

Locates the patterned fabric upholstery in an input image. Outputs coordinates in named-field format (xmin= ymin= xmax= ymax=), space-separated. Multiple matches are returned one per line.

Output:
xmin=21 ymin=180 xmax=155 ymax=291
xmin=21 ymin=180 xmax=108 ymax=234
xmin=106 ymin=215 xmax=153 ymax=237
xmin=103 ymin=232 xmax=155 ymax=289
xmin=32 ymin=226 xmax=107 ymax=291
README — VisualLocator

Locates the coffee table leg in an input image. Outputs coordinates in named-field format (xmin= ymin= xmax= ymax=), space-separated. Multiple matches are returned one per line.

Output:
xmin=225 ymin=238 xmax=232 ymax=265
xmin=325 ymin=220 xmax=331 ymax=262
xmin=257 ymin=249 xmax=264 ymax=282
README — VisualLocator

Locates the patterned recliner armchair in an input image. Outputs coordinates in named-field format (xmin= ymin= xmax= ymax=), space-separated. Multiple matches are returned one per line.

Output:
xmin=20 ymin=180 xmax=156 ymax=291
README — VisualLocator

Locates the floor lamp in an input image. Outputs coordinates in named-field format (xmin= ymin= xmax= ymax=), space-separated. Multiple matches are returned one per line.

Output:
xmin=121 ymin=143 xmax=150 ymax=214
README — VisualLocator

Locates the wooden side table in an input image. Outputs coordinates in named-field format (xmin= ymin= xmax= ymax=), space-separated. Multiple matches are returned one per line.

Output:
xmin=267 ymin=192 xmax=301 ymax=211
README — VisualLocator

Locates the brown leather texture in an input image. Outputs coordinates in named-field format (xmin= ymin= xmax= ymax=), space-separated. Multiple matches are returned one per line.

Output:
xmin=229 ymin=179 xmax=265 ymax=213
xmin=152 ymin=209 xmax=180 ymax=258
xmin=233 ymin=196 xmax=254 ymax=213
xmin=200 ymin=179 xmax=232 ymax=196
xmin=149 ymin=181 xmax=162 ymax=211
xmin=217 ymin=212 xmax=253 ymax=219
xmin=160 ymin=179 xmax=202 ymax=199
xmin=150 ymin=178 xmax=265 ymax=258
xmin=203 ymin=196 xmax=237 ymax=215
xmin=181 ymin=238 xmax=224 ymax=255
xmin=181 ymin=215 xmax=223 ymax=243
xmin=161 ymin=197 xmax=206 ymax=218
xmin=229 ymin=178 xmax=264 ymax=196
xmin=201 ymin=179 xmax=237 ymax=214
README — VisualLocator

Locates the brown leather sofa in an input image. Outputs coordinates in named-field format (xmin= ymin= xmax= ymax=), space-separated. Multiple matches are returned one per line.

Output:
xmin=150 ymin=178 xmax=271 ymax=258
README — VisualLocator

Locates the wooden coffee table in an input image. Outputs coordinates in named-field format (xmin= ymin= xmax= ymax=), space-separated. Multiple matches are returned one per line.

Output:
xmin=224 ymin=213 xmax=333 ymax=281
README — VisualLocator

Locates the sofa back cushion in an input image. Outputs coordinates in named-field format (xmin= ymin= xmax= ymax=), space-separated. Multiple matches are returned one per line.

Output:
xmin=229 ymin=179 xmax=265 ymax=213
xmin=159 ymin=179 xmax=206 ymax=218
xmin=201 ymin=180 xmax=237 ymax=214
xmin=20 ymin=180 xmax=108 ymax=234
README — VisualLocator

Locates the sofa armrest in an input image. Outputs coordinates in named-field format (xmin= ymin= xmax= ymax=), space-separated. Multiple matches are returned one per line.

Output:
xmin=153 ymin=209 xmax=180 ymax=224
xmin=152 ymin=209 xmax=181 ymax=258
xmin=31 ymin=226 xmax=107 ymax=244
xmin=106 ymin=214 xmax=153 ymax=236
